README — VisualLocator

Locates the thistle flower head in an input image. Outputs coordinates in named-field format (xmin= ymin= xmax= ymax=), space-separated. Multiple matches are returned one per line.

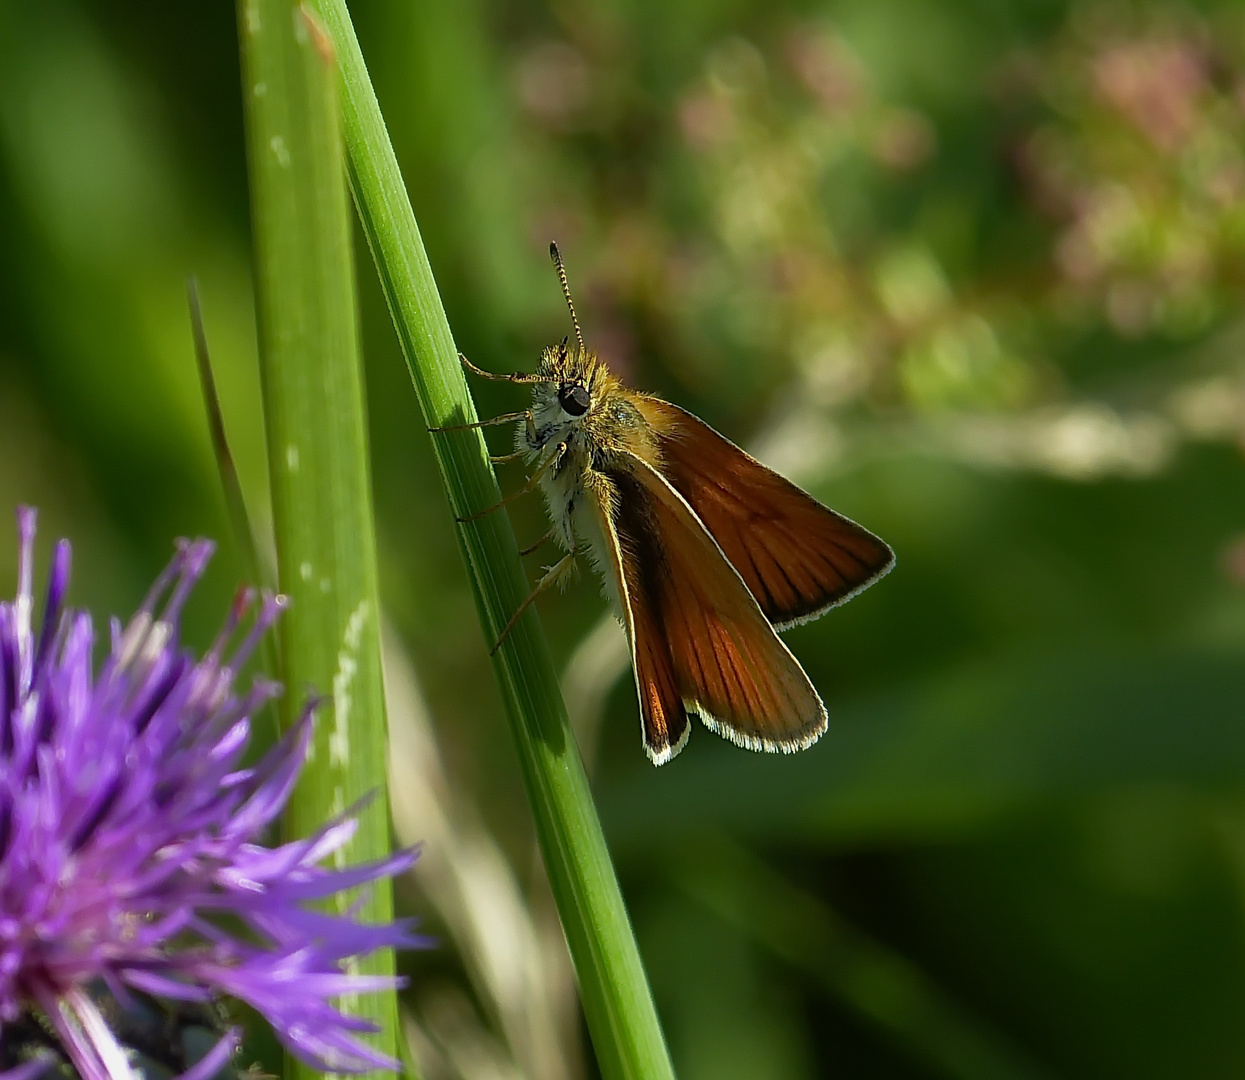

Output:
xmin=0 ymin=510 xmax=420 ymax=1080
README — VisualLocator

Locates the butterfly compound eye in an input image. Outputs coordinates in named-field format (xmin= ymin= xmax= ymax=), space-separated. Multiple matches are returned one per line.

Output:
xmin=559 ymin=383 xmax=591 ymax=417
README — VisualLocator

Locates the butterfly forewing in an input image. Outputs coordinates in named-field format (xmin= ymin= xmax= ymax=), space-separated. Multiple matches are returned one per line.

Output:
xmin=585 ymin=471 xmax=690 ymax=764
xmin=597 ymin=454 xmax=828 ymax=762
xmin=635 ymin=398 xmax=894 ymax=628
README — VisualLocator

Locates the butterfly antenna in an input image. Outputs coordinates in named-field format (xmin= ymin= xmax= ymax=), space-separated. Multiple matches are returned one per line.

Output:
xmin=549 ymin=242 xmax=586 ymax=356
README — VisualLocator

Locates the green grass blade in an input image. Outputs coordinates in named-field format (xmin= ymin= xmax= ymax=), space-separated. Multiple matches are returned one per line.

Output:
xmin=187 ymin=278 xmax=268 ymax=594
xmin=236 ymin=3 xmax=402 ymax=1078
xmin=303 ymin=3 xmax=675 ymax=1078
xmin=186 ymin=277 xmax=282 ymax=740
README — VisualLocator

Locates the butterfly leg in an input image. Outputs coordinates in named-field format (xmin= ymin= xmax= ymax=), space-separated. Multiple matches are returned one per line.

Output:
xmin=455 ymin=442 xmax=565 ymax=523
xmin=459 ymin=352 xmax=548 ymax=385
xmin=519 ymin=528 xmax=555 ymax=557
xmin=491 ymin=547 xmax=577 ymax=654
xmin=428 ymin=409 xmax=532 ymax=434
xmin=489 ymin=449 xmax=528 ymax=464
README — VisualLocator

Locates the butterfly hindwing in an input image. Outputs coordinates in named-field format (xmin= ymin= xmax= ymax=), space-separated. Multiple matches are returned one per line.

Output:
xmin=594 ymin=454 xmax=827 ymax=762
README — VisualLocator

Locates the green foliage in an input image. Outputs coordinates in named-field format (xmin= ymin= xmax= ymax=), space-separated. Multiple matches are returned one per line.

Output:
xmin=1 ymin=0 xmax=1244 ymax=1077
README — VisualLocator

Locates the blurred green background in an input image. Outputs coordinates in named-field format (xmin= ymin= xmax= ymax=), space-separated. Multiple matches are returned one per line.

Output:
xmin=2 ymin=0 xmax=1245 ymax=1076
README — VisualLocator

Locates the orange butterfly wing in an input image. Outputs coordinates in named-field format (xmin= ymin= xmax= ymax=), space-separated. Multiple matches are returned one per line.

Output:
xmin=586 ymin=470 xmax=689 ymax=763
xmin=635 ymin=398 xmax=894 ymax=628
xmin=589 ymin=455 xmax=828 ymax=764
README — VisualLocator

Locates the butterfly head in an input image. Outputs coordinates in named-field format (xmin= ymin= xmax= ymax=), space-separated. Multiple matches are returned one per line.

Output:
xmin=528 ymin=339 xmax=608 ymax=448
xmin=529 ymin=243 xmax=643 ymax=456
xmin=558 ymin=380 xmax=591 ymax=418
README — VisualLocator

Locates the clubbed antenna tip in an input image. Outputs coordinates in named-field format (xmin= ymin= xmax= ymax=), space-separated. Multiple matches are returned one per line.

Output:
xmin=548 ymin=242 xmax=586 ymax=357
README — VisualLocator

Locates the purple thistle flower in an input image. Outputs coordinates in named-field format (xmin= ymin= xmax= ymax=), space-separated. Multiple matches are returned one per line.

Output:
xmin=0 ymin=509 xmax=421 ymax=1080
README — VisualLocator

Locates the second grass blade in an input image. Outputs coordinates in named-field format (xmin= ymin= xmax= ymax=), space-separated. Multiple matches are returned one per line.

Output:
xmin=236 ymin=3 xmax=402 ymax=1078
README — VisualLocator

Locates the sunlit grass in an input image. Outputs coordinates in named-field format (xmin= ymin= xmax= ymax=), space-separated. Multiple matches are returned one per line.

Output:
xmin=304 ymin=2 xmax=676 ymax=1077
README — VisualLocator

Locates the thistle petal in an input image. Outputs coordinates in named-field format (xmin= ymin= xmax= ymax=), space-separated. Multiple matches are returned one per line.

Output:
xmin=0 ymin=511 xmax=421 ymax=1080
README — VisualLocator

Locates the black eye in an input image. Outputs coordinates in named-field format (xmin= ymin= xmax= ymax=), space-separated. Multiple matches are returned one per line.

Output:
xmin=558 ymin=383 xmax=591 ymax=417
